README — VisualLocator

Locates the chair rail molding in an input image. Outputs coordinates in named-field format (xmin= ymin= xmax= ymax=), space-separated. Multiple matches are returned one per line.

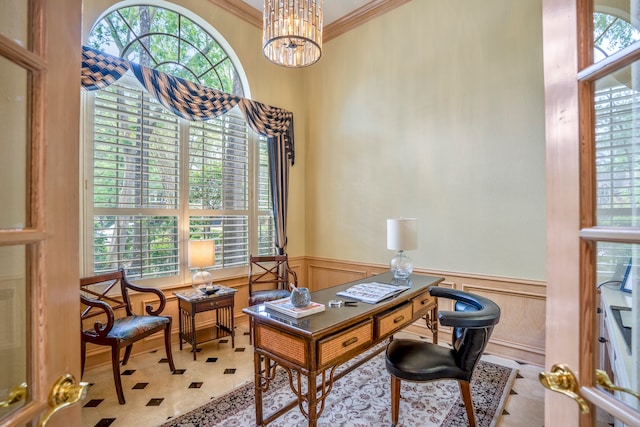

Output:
xmin=83 ymin=256 xmax=546 ymax=369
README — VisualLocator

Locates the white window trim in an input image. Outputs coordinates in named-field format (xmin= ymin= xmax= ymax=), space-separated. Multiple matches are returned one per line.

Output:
xmin=81 ymin=74 xmax=272 ymax=288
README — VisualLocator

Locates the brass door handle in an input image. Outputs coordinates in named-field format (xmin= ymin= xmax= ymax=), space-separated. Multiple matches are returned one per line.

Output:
xmin=539 ymin=363 xmax=590 ymax=413
xmin=38 ymin=374 xmax=89 ymax=427
xmin=0 ymin=382 xmax=27 ymax=408
xmin=595 ymin=370 xmax=640 ymax=401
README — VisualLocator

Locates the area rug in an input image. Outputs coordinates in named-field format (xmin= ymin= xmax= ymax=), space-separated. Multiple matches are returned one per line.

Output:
xmin=161 ymin=349 xmax=517 ymax=427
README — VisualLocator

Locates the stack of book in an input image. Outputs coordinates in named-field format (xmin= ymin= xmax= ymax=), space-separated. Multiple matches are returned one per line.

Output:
xmin=264 ymin=297 xmax=326 ymax=318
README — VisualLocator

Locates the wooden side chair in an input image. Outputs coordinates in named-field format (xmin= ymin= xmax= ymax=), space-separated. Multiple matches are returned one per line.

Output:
xmin=385 ymin=287 xmax=501 ymax=427
xmin=248 ymin=255 xmax=297 ymax=306
xmin=247 ymin=255 xmax=297 ymax=343
xmin=80 ymin=268 xmax=176 ymax=404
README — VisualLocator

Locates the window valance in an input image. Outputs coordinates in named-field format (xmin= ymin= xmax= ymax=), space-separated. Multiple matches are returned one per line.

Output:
xmin=81 ymin=45 xmax=294 ymax=164
xmin=82 ymin=45 xmax=295 ymax=257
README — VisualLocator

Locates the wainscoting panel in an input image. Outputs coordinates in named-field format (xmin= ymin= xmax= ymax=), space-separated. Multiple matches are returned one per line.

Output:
xmin=84 ymin=256 xmax=546 ymax=369
xmin=303 ymin=257 xmax=546 ymax=366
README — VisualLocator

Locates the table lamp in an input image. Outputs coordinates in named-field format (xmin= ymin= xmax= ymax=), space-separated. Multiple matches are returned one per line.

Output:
xmin=387 ymin=218 xmax=417 ymax=279
xmin=189 ymin=240 xmax=215 ymax=290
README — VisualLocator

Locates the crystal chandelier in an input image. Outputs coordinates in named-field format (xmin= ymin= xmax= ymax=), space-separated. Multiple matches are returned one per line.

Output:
xmin=263 ymin=0 xmax=323 ymax=67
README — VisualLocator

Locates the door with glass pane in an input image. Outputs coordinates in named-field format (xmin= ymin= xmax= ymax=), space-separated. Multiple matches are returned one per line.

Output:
xmin=0 ymin=1 xmax=83 ymax=426
xmin=542 ymin=0 xmax=640 ymax=425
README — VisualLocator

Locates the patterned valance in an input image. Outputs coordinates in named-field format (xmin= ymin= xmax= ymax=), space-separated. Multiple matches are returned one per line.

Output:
xmin=81 ymin=45 xmax=294 ymax=164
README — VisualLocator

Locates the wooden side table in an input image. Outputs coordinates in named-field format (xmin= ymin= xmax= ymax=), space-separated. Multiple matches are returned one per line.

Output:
xmin=174 ymin=286 xmax=237 ymax=360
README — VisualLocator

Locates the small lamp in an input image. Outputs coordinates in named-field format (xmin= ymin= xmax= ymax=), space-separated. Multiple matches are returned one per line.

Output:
xmin=188 ymin=240 xmax=215 ymax=291
xmin=387 ymin=218 xmax=417 ymax=280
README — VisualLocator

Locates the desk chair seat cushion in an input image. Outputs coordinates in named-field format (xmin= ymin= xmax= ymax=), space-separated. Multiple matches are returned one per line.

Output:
xmin=386 ymin=339 xmax=469 ymax=382
xmin=83 ymin=315 xmax=170 ymax=341
xmin=248 ymin=289 xmax=291 ymax=306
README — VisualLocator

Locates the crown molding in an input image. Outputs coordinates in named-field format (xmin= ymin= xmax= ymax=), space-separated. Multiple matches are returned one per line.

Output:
xmin=323 ymin=0 xmax=411 ymax=42
xmin=207 ymin=0 xmax=412 ymax=42
xmin=208 ymin=0 xmax=262 ymax=28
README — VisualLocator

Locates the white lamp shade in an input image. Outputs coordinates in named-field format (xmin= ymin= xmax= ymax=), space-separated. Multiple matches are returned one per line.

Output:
xmin=387 ymin=218 xmax=417 ymax=251
xmin=188 ymin=240 xmax=215 ymax=268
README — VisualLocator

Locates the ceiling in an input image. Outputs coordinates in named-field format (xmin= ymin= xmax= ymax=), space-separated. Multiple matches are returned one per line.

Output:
xmin=209 ymin=0 xmax=411 ymax=42
xmin=241 ymin=0 xmax=372 ymax=26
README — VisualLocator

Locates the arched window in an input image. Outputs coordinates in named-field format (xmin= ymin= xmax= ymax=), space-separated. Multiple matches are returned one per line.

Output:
xmin=83 ymin=3 xmax=274 ymax=283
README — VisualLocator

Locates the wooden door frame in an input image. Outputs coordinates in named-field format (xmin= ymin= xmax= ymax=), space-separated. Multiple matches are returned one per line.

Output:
xmin=0 ymin=0 xmax=82 ymax=425
xmin=542 ymin=0 xmax=585 ymax=424
xmin=39 ymin=0 xmax=83 ymax=425
xmin=544 ymin=0 xmax=640 ymax=425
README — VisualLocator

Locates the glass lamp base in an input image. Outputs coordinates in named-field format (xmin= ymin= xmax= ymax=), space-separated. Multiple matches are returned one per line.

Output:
xmin=390 ymin=250 xmax=413 ymax=279
xmin=192 ymin=270 xmax=213 ymax=291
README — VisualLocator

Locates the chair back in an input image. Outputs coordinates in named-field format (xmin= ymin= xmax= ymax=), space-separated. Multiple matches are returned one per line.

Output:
xmin=429 ymin=287 xmax=501 ymax=374
xmin=81 ymin=269 xmax=133 ymax=323
xmin=81 ymin=268 xmax=167 ymax=326
xmin=248 ymin=255 xmax=297 ymax=294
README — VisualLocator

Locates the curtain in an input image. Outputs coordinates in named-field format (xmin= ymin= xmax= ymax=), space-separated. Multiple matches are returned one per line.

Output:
xmin=81 ymin=45 xmax=294 ymax=257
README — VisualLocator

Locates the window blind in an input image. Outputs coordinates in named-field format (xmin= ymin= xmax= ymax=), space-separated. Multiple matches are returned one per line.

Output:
xmin=90 ymin=81 xmax=272 ymax=280
xmin=594 ymin=84 xmax=640 ymax=276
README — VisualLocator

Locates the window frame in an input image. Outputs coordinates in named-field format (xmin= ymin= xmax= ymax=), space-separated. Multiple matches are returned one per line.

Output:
xmin=81 ymin=1 xmax=274 ymax=286
xmin=82 ymin=76 xmax=273 ymax=286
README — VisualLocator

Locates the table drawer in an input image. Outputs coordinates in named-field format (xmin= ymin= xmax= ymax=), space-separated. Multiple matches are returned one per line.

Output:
xmin=318 ymin=320 xmax=373 ymax=368
xmin=193 ymin=295 xmax=234 ymax=313
xmin=256 ymin=324 xmax=308 ymax=367
xmin=412 ymin=291 xmax=436 ymax=317
xmin=376 ymin=302 xmax=413 ymax=339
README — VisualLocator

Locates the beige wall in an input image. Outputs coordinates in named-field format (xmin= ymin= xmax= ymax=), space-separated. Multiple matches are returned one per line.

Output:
xmin=305 ymin=0 xmax=546 ymax=281
xmin=82 ymin=0 xmax=546 ymax=282
xmin=80 ymin=0 xmax=548 ymax=368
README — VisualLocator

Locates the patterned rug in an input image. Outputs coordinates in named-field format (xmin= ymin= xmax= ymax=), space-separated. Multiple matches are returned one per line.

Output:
xmin=161 ymin=347 xmax=517 ymax=427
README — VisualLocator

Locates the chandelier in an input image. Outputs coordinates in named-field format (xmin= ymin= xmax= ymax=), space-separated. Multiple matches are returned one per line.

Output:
xmin=262 ymin=0 xmax=323 ymax=67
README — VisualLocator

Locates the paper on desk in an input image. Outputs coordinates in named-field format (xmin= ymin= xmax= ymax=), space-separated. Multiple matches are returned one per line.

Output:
xmin=336 ymin=282 xmax=410 ymax=304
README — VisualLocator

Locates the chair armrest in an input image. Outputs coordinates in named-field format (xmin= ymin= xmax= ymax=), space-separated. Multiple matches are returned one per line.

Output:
xmin=81 ymin=295 xmax=115 ymax=338
xmin=428 ymin=286 xmax=500 ymax=328
xmin=122 ymin=279 xmax=167 ymax=316
xmin=287 ymin=267 xmax=298 ymax=286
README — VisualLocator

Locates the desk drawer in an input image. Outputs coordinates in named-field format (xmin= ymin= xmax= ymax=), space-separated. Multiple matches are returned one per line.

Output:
xmin=412 ymin=291 xmax=436 ymax=318
xmin=256 ymin=324 xmax=308 ymax=366
xmin=318 ymin=320 xmax=373 ymax=368
xmin=376 ymin=302 xmax=413 ymax=339
xmin=193 ymin=296 xmax=234 ymax=313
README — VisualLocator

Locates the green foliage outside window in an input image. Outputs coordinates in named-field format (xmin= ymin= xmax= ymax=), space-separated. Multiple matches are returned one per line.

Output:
xmin=87 ymin=4 xmax=273 ymax=280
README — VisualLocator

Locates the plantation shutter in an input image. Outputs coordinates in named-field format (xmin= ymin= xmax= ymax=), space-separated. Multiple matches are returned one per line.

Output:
xmin=257 ymin=136 xmax=276 ymax=255
xmin=594 ymin=84 xmax=640 ymax=275
xmin=93 ymin=82 xmax=181 ymax=278
xmin=189 ymin=113 xmax=251 ymax=267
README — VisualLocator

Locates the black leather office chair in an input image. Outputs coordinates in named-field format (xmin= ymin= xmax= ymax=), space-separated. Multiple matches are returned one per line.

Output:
xmin=385 ymin=287 xmax=501 ymax=427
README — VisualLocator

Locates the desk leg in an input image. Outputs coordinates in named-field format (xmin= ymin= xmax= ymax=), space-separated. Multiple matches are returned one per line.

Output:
xmin=307 ymin=372 xmax=318 ymax=427
xmin=285 ymin=367 xmax=337 ymax=426
xmin=254 ymin=352 xmax=265 ymax=426
xmin=426 ymin=305 xmax=438 ymax=345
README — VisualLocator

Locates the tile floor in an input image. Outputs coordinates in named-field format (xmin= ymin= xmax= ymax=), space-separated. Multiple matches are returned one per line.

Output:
xmin=81 ymin=325 xmax=545 ymax=426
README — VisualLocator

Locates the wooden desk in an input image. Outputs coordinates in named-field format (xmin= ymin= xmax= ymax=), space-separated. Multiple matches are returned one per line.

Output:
xmin=174 ymin=286 xmax=237 ymax=360
xmin=242 ymin=272 xmax=443 ymax=426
